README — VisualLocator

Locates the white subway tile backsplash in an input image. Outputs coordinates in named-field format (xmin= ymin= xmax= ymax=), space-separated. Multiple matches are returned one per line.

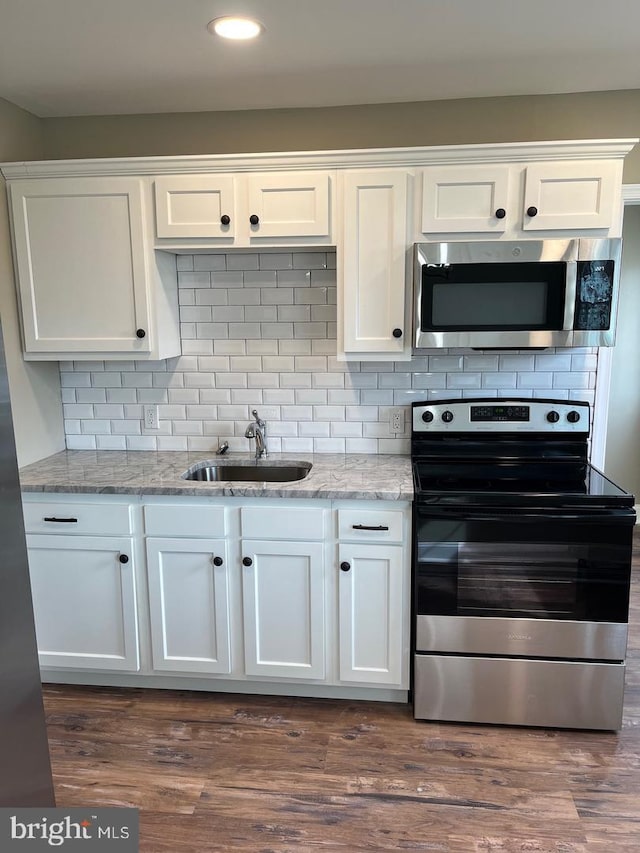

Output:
xmin=76 ymin=388 xmax=108 ymax=403
xmin=67 ymin=435 xmax=97 ymax=450
xmin=193 ymin=254 xmax=225 ymax=271
xmin=176 ymin=255 xmax=194 ymax=272
xmin=517 ymin=372 xmax=553 ymax=389
xmin=97 ymin=436 xmax=127 ymax=450
xmin=63 ymin=250 xmax=598 ymax=455
xmin=226 ymin=253 xmax=260 ymax=271
xmin=259 ymin=253 xmax=293 ymax=270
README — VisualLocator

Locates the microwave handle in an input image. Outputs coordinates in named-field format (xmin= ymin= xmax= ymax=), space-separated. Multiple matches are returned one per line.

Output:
xmin=563 ymin=260 xmax=578 ymax=331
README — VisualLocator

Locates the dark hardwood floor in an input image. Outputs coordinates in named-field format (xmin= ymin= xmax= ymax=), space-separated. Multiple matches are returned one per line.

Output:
xmin=43 ymin=530 xmax=640 ymax=852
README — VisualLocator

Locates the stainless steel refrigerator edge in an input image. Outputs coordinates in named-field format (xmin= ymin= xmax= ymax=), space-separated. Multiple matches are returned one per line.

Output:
xmin=0 ymin=318 xmax=55 ymax=806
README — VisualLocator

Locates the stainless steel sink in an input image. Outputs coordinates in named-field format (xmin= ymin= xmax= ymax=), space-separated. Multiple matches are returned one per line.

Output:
xmin=182 ymin=461 xmax=312 ymax=483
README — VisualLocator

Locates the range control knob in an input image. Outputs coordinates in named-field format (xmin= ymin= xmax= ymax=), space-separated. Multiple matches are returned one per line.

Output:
xmin=442 ymin=411 xmax=454 ymax=423
xmin=546 ymin=411 xmax=560 ymax=423
xmin=567 ymin=410 xmax=581 ymax=423
xmin=421 ymin=411 xmax=434 ymax=423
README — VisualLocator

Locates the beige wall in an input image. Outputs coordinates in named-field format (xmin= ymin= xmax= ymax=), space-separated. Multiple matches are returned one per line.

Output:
xmin=0 ymin=98 xmax=65 ymax=465
xmin=42 ymin=89 xmax=640 ymax=180
xmin=605 ymin=205 xmax=640 ymax=498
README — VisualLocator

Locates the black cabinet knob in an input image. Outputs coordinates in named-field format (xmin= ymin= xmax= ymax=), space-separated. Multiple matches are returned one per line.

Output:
xmin=495 ymin=208 xmax=506 ymax=219
xmin=136 ymin=329 xmax=146 ymax=339
xmin=220 ymin=214 xmax=231 ymax=226
xmin=249 ymin=214 xmax=260 ymax=226
xmin=212 ymin=556 xmax=223 ymax=566
xmin=392 ymin=328 xmax=403 ymax=338
xmin=242 ymin=557 xmax=253 ymax=567
xmin=340 ymin=562 xmax=351 ymax=572
xmin=527 ymin=206 xmax=538 ymax=217
xmin=118 ymin=554 xmax=129 ymax=564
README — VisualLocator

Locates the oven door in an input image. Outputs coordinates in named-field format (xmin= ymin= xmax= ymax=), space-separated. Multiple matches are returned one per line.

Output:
xmin=414 ymin=504 xmax=634 ymax=661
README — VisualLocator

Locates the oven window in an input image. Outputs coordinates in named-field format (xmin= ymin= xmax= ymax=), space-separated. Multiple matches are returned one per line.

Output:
xmin=414 ymin=512 xmax=632 ymax=622
xmin=421 ymin=261 xmax=566 ymax=331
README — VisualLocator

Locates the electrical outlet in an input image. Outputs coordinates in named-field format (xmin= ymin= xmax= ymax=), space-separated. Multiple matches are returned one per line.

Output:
xmin=390 ymin=407 xmax=405 ymax=434
xmin=143 ymin=404 xmax=159 ymax=431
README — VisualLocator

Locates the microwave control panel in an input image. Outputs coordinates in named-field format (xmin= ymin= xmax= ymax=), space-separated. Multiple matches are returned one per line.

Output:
xmin=574 ymin=259 xmax=615 ymax=330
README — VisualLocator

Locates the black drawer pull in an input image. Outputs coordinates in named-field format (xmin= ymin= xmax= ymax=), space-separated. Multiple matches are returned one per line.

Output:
xmin=352 ymin=524 xmax=389 ymax=531
xmin=43 ymin=516 xmax=78 ymax=523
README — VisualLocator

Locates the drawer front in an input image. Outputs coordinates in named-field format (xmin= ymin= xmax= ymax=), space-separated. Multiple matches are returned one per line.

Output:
xmin=337 ymin=508 xmax=404 ymax=543
xmin=144 ymin=504 xmax=226 ymax=538
xmin=23 ymin=501 xmax=133 ymax=536
xmin=241 ymin=506 xmax=325 ymax=541
xmin=413 ymin=653 xmax=625 ymax=730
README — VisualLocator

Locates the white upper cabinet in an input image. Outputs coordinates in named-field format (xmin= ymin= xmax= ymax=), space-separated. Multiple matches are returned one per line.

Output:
xmin=154 ymin=174 xmax=235 ymax=239
xmin=339 ymin=169 xmax=410 ymax=361
xmin=154 ymin=171 xmax=333 ymax=246
xmin=421 ymin=165 xmax=510 ymax=234
xmin=4 ymin=140 xmax=634 ymax=364
xmin=419 ymin=159 xmax=623 ymax=238
xmin=8 ymin=177 xmax=180 ymax=361
xmin=521 ymin=161 xmax=619 ymax=231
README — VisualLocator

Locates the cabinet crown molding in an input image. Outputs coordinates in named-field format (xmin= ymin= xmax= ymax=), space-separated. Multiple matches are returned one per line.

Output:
xmin=2 ymin=138 xmax=637 ymax=180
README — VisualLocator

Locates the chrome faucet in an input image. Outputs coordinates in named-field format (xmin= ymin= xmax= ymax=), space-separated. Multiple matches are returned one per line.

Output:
xmin=244 ymin=409 xmax=268 ymax=460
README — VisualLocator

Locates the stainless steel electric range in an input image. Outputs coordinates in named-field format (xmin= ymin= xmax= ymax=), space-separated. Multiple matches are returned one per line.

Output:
xmin=411 ymin=398 xmax=636 ymax=730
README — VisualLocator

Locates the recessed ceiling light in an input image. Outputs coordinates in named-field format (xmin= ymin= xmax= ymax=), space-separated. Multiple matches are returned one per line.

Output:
xmin=207 ymin=16 xmax=264 ymax=40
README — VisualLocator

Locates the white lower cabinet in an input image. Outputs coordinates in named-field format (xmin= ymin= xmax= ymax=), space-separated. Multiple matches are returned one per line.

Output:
xmin=24 ymin=494 xmax=410 ymax=699
xmin=241 ymin=539 xmax=326 ymax=679
xmin=26 ymin=533 xmax=139 ymax=671
xmin=338 ymin=543 xmax=404 ymax=686
xmin=145 ymin=537 xmax=231 ymax=675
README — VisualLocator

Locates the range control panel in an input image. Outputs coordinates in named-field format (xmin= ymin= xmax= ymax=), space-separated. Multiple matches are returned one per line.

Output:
xmin=412 ymin=399 xmax=590 ymax=434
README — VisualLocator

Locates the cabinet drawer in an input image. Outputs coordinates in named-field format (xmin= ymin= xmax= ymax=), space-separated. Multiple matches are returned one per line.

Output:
xmin=144 ymin=504 xmax=226 ymax=538
xmin=337 ymin=508 xmax=404 ymax=543
xmin=23 ymin=501 xmax=133 ymax=536
xmin=241 ymin=506 xmax=325 ymax=540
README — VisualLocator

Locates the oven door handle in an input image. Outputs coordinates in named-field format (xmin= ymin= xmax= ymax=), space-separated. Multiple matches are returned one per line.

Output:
xmin=416 ymin=507 xmax=635 ymax=523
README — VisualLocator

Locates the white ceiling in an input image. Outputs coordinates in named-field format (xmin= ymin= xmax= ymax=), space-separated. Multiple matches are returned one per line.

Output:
xmin=1 ymin=0 xmax=640 ymax=118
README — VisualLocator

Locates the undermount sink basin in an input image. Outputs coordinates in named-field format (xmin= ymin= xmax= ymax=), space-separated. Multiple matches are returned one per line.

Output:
xmin=182 ymin=461 xmax=312 ymax=483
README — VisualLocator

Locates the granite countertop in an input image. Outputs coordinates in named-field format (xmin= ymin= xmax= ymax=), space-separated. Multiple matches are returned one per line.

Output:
xmin=19 ymin=450 xmax=414 ymax=501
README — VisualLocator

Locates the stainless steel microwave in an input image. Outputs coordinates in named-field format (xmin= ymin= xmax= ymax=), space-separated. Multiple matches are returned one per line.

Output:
xmin=413 ymin=238 xmax=622 ymax=349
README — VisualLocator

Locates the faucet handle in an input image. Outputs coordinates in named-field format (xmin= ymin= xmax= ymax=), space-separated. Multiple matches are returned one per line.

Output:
xmin=251 ymin=408 xmax=265 ymax=426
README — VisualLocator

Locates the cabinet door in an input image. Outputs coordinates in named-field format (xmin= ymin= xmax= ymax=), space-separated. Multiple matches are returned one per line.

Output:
xmin=9 ymin=177 xmax=152 ymax=355
xmin=522 ymin=161 xmax=618 ymax=231
xmin=154 ymin=175 xmax=235 ymax=239
xmin=338 ymin=543 xmax=404 ymax=686
xmin=241 ymin=540 xmax=325 ymax=679
xmin=246 ymin=172 xmax=331 ymax=238
xmin=26 ymin=534 xmax=139 ymax=671
xmin=146 ymin=538 xmax=230 ymax=674
xmin=340 ymin=170 xmax=409 ymax=357
xmin=421 ymin=165 xmax=510 ymax=233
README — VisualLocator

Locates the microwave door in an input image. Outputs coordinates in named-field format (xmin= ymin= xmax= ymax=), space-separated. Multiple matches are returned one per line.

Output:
xmin=413 ymin=252 xmax=574 ymax=349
